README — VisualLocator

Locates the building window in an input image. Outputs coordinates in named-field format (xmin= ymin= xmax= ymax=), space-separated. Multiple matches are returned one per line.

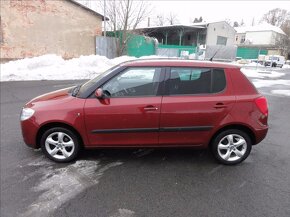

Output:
xmin=216 ymin=36 xmax=227 ymax=45
xmin=235 ymin=36 xmax=239 ymax=42
xmin=240 ymin=35 xmax=245 ymax=44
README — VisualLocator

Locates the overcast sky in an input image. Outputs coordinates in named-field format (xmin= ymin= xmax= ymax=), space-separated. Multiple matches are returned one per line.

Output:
xmin=150 ymin=1 xmax=290 ymax=25
xmin=78 ymin=0 xmax=290 ymax=26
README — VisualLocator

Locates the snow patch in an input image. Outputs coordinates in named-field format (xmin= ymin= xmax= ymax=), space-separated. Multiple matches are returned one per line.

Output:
xmin=20 ymin=160 xmax=123 ymax=217
xmin=241 ymin=68 xmax=285 ymax=79
xmin=252 ymin=79 xmax=290 ymax=88
xmin=1 ymin=54 xmax=136 ymax=82
xmin=271 ymin=89 xmax=290 ymax=96
xmin=110 ymin=208 xmax=135 ymax=217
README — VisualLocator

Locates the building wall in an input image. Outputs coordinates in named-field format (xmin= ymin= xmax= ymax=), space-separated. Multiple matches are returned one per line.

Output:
xmin=205 ymin=22 xmax=236 ymax=46
xmin=245 ymin=31 xmax=273 ymax=45
xmin=0 ymin=0 xmax=102 ymax=60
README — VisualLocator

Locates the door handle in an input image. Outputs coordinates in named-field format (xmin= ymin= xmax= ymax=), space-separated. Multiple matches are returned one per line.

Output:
xmin=143 ymin=106 xmax=158 ymax=111
xmin=214 ymin=103 xmax=227 ymax=109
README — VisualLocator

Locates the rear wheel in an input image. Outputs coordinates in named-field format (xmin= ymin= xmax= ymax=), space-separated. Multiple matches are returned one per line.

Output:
xmin=211 ymin=129 xmax=252 ymax=165
xmin=40 ymin=127 xmax=80 ymax=162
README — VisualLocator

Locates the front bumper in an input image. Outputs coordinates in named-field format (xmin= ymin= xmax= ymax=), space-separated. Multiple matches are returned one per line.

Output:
xmin=21 ymin=117 xmax=39 ymax=148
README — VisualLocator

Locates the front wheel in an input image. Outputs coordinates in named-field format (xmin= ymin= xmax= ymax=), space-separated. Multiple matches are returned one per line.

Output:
xmin=40 ymin=127 xmax=80 ymax=162
xmin=211 ymin=129 xmax=252 ymax=165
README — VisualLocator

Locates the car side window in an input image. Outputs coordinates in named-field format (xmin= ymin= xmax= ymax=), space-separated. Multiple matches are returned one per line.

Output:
xmin=169 ymin=67 xmax=226 ymax=95
xmin=102 ymin=67 xmax=161 ymax=97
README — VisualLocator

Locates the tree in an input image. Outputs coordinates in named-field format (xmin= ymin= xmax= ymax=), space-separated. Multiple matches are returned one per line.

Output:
xmin=167 ymin=12 xmax=179 ymax=25
xmin=261 ymin=8 xmax=290 ymax=57
xmin=240 ymin=19 xmax=245 ymax=27
xmin=100 ymin=0 xmax=151 ymax=56
xmin=233 ymin=21 xmax=239 ymax=27
xmin=193 ymin=16 xmax=203 ymax=23
xmin=155 ymin=14 xmax=165 ymax=26
xmin=261 ymin=8 xmax=289 ymax=27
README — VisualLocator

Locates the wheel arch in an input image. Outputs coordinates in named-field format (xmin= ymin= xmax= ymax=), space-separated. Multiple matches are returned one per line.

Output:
xmin=36 ymin=122 xmax=84 ymax=149
xmin=209 ymin=124 xmax=256 ymax=147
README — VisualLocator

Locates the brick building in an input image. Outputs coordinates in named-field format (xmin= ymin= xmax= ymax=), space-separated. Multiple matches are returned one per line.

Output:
xmin=0 ymin=0 xmax=105 ymax=61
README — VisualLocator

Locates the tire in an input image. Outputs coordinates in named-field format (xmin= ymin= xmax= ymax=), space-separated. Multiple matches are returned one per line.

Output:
xmin=211 ymin=129 xmax=252 ymax=165
xmin=272 ymin=62 xmax=277 ymax=67
xmin=40 ymin=127 xmax=80 ymax=163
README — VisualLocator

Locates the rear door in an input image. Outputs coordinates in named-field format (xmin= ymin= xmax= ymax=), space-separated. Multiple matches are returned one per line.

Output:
xmin=159 ymin=67 xmax=235 ymax=146
xmin=84 ymin=67 xmax=164 ymax=147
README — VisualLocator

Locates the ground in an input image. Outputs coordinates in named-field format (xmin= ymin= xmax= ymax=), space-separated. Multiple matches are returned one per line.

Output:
xmin=1 ymin=62 xmax=290 ymax=217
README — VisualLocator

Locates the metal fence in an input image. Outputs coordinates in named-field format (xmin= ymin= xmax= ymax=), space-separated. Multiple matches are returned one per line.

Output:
xmin=96 ymin=36 xmax=117 ymax=59
xmin=204 ymin=45 xmax=237 ymax=62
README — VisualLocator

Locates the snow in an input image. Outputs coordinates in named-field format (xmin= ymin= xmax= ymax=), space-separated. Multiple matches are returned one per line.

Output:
xmin=252 ymin=79 xmax=290 ymax=88
xmin=235 ymin=23 xmax=286 ymax=35
xmin=0 ymin=54 xmax=171 ymax=82
xmin=21 ymin=158 xmax=123 ymax=217
xmin=241 ymin=68 xmax=285 ymax=79
xmin=271 ymin=90 xmax=290 ymax=96
xmin=1 ymin=55 xmax=289 ymax=96
xmin=1 ymin=54 xmax=136 ymax=82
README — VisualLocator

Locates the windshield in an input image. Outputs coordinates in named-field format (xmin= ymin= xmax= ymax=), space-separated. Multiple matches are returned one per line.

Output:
xmin=77 ymin=65 xmax=120 ymax=97
xmin=269 ymin=57 xmax=278 ymax=61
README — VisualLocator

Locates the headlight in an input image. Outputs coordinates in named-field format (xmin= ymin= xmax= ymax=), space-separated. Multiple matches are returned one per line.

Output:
xmin=20 ymin=108 xmax=35 ymax=121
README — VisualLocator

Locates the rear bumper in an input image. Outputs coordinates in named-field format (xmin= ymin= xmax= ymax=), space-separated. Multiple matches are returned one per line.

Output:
xmin=21 ymin=118 xmax=39 ymax=148
xmin=254 ymin=127 xmax=268 ymax=145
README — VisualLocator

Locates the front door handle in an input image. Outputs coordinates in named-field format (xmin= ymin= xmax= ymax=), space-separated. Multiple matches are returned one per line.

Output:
xmin=214 ymin=103 xmax=227 ymax=109
xmin=143 ymin=106 xmax=158 ymax=111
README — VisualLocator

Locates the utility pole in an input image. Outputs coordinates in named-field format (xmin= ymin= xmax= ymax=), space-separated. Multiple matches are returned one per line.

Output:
xmin=104 ymin=0 xmax=106 ymax=38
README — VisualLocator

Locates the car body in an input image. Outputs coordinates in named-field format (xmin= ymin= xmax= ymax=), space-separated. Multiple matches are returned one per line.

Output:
xmin=20 ymin=59 xmax=268 ymax=165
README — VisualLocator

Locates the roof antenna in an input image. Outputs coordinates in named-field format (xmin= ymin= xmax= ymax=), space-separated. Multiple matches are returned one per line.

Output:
xmin=209 ymin=45 xmax=223 ymax=61
xmin=209 ymin=49 xmax=219 ymax=61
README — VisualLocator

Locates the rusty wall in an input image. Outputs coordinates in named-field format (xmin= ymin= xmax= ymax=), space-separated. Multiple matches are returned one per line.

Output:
xmin=0 ymin=0 xmax=102 ymax=60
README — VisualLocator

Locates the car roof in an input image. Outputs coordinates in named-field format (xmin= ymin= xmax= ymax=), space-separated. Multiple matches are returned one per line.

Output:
xmin=120 ymin=58 xmax=240 ymax=69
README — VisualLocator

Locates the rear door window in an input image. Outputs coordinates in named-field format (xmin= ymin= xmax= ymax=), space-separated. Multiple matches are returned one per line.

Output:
xmin=168 ymin=68 xmax=226 ymax=95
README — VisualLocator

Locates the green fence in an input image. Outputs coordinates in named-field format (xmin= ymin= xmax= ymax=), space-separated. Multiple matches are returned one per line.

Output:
xmin=127 ymin=35 xmax=155 ymax=57
xmin=237 ymin=48 xmax=268 ymax=59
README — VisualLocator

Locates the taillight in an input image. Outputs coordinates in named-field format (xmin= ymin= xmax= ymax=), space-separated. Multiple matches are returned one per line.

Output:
xmin=255 ymin=97 xmax=268 ymax=116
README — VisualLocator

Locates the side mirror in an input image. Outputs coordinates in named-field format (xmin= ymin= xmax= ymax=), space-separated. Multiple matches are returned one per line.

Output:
xmin=95 ymin=88 xmax=110 ymax=99
xmin=95 ymin=88 xmax=104 ymax=99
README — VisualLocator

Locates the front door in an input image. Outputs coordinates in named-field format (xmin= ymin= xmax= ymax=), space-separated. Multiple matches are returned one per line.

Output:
xmin=84 ymin=67 xmax=164 ymax=147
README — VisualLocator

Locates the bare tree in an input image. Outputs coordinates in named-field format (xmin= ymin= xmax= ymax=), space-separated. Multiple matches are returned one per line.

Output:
xmin=261 ymin=8 xmax=290 ymax=57
xmin=261 ymin=8 xmax=290 ymax=27
xmin=100 ymin=0 xmax=151 ymax=56
xmin=239 ymin=19 xmax=245 ymax=27
xmin=193 ymin=16 xmax=203 ymax=23
xmin=155 ymin=14 xmax=165 ymax=26
xmin=166 ymin=12 xmax=178 ymax=25
xmin=233 ymin=21 xmax=239 ymax=27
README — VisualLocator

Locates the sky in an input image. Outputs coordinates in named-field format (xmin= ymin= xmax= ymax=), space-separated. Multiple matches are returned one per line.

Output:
xmin=149 ymin=1 xmax=290 ymax=26
xmin=78 ymin=0 xmax=290 ymax=27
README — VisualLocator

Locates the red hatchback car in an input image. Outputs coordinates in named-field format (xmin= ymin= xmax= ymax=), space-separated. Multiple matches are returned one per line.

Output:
xmin=20 ymin=59 xmax=268 ymax=165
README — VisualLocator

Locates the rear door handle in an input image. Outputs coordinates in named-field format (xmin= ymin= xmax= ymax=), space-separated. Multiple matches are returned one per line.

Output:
xmin=143 ymin=105 xmax=158 ymax=111
xmin=214 ymin=103 xmax=227 ymax=109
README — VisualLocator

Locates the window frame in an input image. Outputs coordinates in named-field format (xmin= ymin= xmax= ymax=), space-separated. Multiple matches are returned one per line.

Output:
xmin=216 ymin=36 xmax=227 ymax=45
xmin=164 ymin=67 xmax=227 ymax=96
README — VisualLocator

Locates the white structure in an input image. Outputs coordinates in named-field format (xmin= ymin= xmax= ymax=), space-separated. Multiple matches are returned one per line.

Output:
xmin=193 ymin=21 xmax=236 ymax=46
xmin=235 ymin=23 xmax=286 ymax=47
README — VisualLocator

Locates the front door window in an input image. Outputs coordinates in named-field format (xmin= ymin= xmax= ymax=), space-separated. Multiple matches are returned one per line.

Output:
xmin=102 ymin=67 xmax=162 ymax=97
